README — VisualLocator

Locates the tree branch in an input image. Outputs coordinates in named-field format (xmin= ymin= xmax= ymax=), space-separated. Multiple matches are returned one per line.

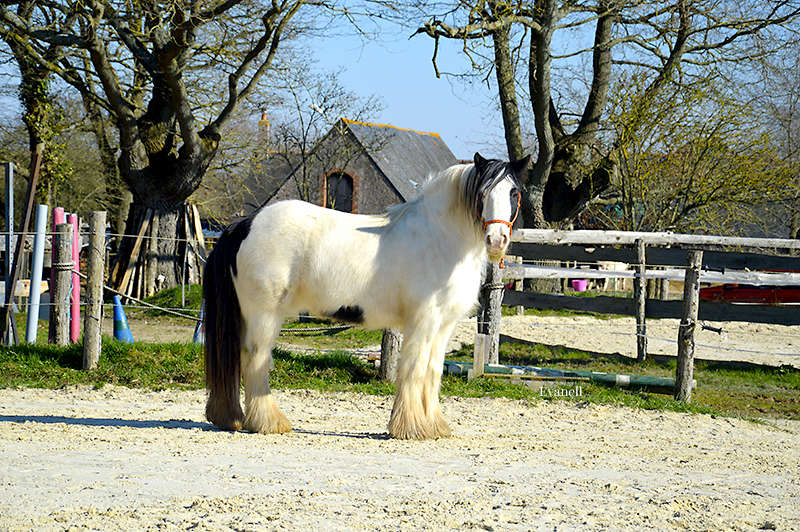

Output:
xmin=207 ymin=1 xmax=303 ymax=136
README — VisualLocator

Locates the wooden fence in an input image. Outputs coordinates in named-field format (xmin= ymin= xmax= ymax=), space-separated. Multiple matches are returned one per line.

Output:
xmin=478 ymin=229 xmax=800 ymax=402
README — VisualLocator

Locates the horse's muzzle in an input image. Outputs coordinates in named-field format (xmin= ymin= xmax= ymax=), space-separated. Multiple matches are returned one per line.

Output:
xmin=486 ymin=232 xmax=509 ymax=263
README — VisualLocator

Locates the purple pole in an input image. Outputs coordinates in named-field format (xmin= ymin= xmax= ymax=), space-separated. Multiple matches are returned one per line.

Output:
xmin=68 ymin=213 xmax=80 ymax=344
xmin=48 ymin=207 xmax=65 ymax=343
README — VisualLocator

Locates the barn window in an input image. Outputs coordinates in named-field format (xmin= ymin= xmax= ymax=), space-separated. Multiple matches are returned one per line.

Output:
xmin=326 ymin=172 xmax=354 ymax=212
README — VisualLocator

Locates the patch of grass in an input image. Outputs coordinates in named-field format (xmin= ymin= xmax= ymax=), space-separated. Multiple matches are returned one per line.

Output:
xmin=2 ymin=333 xmax=797 ymax=421
xmin=448 ymin=340 xmax=800 ymax=419
xmin=500 ymin=302 xmax=627 ymax=320
xmin=278 ymin=318 xmax=383 ymax=349
xmin=271 ymin=349 xmax=392 ymax=395
xmin=0 ymin=339 xmax=204 ymax=390
xmin=142 ymin=284 xmax=203 ymax=316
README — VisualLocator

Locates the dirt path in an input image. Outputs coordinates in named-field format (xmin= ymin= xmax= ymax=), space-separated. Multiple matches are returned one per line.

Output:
xmin=1 ymin=386 xmax=798 ymax=531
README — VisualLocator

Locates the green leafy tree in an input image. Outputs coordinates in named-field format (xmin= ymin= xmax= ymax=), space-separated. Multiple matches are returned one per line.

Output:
xmin=589 ymin=76 xmax=795 ymax=234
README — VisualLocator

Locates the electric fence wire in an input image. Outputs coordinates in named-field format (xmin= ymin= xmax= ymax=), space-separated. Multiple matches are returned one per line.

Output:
xmin=0 ymin=230 xmax=209 ymax=244
xmin=11 ymin=265 xmax=799 ymax=351
xmin=17 ymin=270 xmax=353 ymax=333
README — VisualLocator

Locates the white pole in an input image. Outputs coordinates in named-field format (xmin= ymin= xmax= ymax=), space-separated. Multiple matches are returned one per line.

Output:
xmin=25 ymin=204 xmax=48 ymax=343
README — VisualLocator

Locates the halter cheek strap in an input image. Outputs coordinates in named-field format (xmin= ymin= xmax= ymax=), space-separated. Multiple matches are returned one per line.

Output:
xmin=481 ymin=192 xmax=521 ymax=269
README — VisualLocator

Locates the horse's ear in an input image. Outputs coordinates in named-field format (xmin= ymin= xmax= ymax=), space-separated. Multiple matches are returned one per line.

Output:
xmin=474 ymin=152 xmax=488 ymax=172
xmin=511 ymin=155 xmax=531 ymax=183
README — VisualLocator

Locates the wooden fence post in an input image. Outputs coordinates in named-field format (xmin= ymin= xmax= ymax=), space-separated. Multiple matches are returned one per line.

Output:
xmin=479 ymin=261 xmax=504 ymax=364
xmin=3 ymin=162 xmax=13 ymax=345
xmin=513 ymin=255 xmax=524 ymax=315
xmin=634 ymin=239 xmax=647 ymax=361
xmin=52 ymin=223 xmax=73 ymax=346
xmin=145 ymin=211 xmax=159 ymax=297
xmin=675 ymin=250 xmax=703 ymax=402
xmin=83 ymin=211 xmax=106 ymax=369
xmin=471 ymin=333 xmax=488 ymax=379
xmin=379 ymin=329 xmax=401 ymax=383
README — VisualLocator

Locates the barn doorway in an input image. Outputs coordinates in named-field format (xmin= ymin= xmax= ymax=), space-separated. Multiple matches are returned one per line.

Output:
xmin=326 ymin=172 xmax=354 ymax=213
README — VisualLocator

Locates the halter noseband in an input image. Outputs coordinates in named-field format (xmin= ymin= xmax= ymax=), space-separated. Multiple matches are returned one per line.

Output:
xmin=481 ymin=189 xmax=521 ymax=269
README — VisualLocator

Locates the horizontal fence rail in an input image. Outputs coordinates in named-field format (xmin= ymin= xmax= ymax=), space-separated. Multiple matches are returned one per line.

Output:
xmin=502 ymin=264 xmax=800 ymax=287
xmin=496 ymin=230 xmax=800 ymax=336
xmin=502 ymin=291 xmax=800 ymax=326
xmin=514 ymin=229 xmax=800 ymax=252
xmin=509 ymin=243 xmax=800 ymax=271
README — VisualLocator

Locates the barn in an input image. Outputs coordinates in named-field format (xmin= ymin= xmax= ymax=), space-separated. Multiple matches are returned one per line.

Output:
xmin=263 ymin=118 xmax=458 ymax=214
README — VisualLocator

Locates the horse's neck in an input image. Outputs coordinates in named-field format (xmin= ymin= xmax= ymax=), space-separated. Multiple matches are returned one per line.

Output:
xmin=416 ymin=178 xmax=484 ymax=257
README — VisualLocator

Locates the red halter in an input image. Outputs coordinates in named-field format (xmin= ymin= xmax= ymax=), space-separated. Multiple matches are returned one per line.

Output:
xmin=481 ymin=191 xmax=520 ymax=269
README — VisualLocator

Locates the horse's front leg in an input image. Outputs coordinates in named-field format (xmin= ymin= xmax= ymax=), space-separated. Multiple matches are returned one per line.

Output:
xmin=421 ymin=322 xmax=457 ymax=438
xmin=388 ymin=319 xmax=442 ymax=440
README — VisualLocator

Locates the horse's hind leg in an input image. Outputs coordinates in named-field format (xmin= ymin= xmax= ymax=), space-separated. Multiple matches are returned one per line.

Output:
xmin=241 ymin=314 xmax=291 ymax=434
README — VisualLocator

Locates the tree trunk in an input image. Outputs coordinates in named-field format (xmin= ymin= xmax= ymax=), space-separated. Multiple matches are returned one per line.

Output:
xmin=114 ymin=203 xmax=186 ymax=291
xmin=8 ymin=42 xmax=67 ymax=201
xmin=79 ymin=76 xmax=131 ymax=240
xmin=110 ymin=85 xmax=217 ymax=290
xmin=492 ymin=25 xmax=525 ymax=162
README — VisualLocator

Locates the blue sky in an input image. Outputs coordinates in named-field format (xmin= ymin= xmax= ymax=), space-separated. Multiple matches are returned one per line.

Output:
xmin=313 ymin=27 xmax=508 ymax=160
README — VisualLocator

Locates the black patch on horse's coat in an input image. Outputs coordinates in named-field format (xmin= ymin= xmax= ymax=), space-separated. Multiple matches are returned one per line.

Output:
xmin=224 ymin=215 xmax=255 ymax=276
xmin=329 ymin=305 xmax=365 ymax=324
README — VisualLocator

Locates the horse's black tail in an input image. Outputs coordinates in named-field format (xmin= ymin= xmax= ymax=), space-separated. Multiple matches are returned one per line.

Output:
xmin=203 ymin=217 xmax=253 ymax=430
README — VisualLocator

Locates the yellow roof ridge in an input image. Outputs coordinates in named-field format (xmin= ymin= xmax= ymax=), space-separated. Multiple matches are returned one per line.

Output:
xmin=341 ymin=117 xmax=441 ymax=139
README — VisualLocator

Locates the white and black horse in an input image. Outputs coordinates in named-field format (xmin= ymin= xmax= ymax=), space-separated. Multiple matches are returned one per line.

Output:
xmin=203 ymin=153 xmax=529 ymax=439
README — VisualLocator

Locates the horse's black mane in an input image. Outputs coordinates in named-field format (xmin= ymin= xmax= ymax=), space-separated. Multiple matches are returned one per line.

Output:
xmin=462 ymin=154 xmax=524 ymax=221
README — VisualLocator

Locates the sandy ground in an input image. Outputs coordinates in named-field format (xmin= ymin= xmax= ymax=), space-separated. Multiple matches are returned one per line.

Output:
xmin=3 ymin=312 xmax=790 ymax=529
xmin=1 ymin=385 xmax=799 ymax=531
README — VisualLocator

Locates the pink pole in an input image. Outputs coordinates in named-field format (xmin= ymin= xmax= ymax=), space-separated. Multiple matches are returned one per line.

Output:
xmin=48 ymin=207 xmax=65 ymax=343
xmin=68 ymin=213 xmax=80 ymax=344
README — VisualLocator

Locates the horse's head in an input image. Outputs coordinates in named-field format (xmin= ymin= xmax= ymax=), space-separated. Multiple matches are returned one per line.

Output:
xmin=473 ymin=152 xmax=530 ymax=264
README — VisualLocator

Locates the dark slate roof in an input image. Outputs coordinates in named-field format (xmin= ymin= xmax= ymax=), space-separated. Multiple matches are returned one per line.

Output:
xmin=342 ymin=119 xmax=458 ymax=201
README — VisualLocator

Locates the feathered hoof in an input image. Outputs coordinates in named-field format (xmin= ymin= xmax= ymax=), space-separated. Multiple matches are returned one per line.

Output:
xmin=206 ymin=397 xmax=244 ymax=431
xmin=244 ymin=415 xmax=291 ymax=435
xmin=431 ymin=411 xmax=452 ymax=439
xmin=387 ymin=410 xmax=451 ymax=440
xmin=244 ymin=398 xmax=292 ymax=434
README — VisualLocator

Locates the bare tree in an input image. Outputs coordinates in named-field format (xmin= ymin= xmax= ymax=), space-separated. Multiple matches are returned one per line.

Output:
xmin=0 ymin=0 xmax=323 ymax=287
xmin=269 ymin=68 xmax=384 ymax=202
xmin=0 ymin=0 xmax=74 ymax=204
xmin=752 ymin=45 xmax=800 ymax=239
xmin=195 ymin=66 xmax=383 ymax=224
xmin=410 ymin=0 xmax=800 ymax=228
